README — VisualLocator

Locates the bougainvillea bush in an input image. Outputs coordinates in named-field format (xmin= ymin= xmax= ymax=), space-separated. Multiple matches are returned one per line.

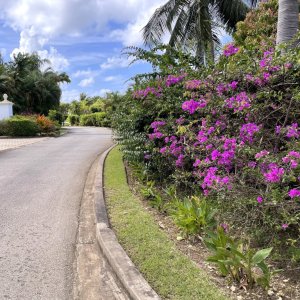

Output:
xmin=112 ymin=0 xmax=300 ymax=265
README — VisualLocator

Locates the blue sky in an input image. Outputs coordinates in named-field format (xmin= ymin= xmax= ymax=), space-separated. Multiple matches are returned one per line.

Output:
xmin=0 ymin=0 xmax=232 ymax=103
xmin=0 ymin=0 xmax=166 ymax=102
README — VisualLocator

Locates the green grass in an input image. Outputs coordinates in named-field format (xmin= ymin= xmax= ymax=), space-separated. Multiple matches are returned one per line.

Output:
xmin=104 ymin=147 xmax=230 ymax=300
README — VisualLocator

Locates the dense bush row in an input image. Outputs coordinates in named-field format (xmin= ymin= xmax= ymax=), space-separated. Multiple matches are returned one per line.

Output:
xmin=50 ymin=93 xmax=114 ymax=127
xmin=0 ymin=115 xmax=59 ymax=137
xmin=112 ymin=0 xmax=300 ymax=288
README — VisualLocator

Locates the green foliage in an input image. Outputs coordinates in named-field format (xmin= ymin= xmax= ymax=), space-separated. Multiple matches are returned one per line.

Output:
xmin=67 ymin=114 xmax=80 ymax=126
xmin=0 ymin=120 xmax=9 ymax=136
xmin=172 ymin=196 xmax=216 ymax=236
xmin=234 ymin=0 xmax=278 ymax=49
xmin=140 ymin=181 xmax=165 ymax=211
xmin=105 ymin=147 xmax=229 ymax=300
xmin=48 ymin=109 xmax=65 ymax=125
xmin=205 ymin=227 xmax=273 ymax=288
xmin=4 ymin=116 xmax=39 ymax=137
xmin=64 ymin=93 xmax=114 ymax=127
xmin=79 ymin=112 xmax=109 ymax=127
xmin=1 ymin=53 xmax=70 ymax=114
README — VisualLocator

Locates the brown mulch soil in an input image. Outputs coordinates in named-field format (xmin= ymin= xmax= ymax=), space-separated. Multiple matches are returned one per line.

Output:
xmin=125 ymin=164 xmax=300 ymax=300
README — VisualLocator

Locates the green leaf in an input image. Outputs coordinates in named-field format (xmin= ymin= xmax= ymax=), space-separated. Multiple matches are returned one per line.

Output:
xmin=252 ymin=247 xmax=273 ymax=265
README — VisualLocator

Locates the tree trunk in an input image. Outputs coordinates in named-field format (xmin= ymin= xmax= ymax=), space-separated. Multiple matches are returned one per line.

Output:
xmin=276 ymin=0 xmax=299 ymax=45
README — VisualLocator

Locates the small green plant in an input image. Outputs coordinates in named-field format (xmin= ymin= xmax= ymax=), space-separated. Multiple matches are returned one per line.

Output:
xmin=205 ymin=227 xmax=273 ymax=289
xmin=140 ymin=181 xmax=165 ymax=211
xmin=140 ymin=180 xmax=156 ymax=198
xmin=172 ymin=196 xmax=216 ymax=236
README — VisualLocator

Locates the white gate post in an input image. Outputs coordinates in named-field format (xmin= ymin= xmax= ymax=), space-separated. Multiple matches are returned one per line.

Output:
xmin=0 ymin=94 xmax=14 ymax=120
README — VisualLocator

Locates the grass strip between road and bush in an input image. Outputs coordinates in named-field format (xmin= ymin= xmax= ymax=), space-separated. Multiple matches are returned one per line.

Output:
xmin=104 ymin=147 xmax=229 ymax=300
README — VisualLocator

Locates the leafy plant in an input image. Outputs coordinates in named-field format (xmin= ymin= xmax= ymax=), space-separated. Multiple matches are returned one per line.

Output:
xmin=4 ymin=115 xmax=39 ymax=137
xmin=172 ymin=196 xmax=216 ymax=236
xmin=36 ymin=115 xmax=57 ymax=133
xmin=140 ymin=180 xmax=156 ymax=198
xmin=205 ymin=227 xmax=273 ymax=288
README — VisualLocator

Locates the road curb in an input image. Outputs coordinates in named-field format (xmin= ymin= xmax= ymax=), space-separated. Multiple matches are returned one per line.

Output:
xmin=94 ymin=145 xmax=161 ymax=300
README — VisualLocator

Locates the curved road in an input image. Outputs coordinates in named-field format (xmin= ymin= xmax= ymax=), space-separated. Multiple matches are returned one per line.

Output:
xmin=0 ymin=127 xmax=113 ymax=300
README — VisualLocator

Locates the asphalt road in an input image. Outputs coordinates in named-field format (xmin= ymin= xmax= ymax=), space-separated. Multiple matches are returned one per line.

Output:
xmin=0 ymin=127 xmax=113 ymax=300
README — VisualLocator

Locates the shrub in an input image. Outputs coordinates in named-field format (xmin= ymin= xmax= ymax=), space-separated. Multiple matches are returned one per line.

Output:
xmin=67 ymin=114 xmax=80 ymax=125
xmin=111 ymin=0 xmax=300 ymax=265
xmin=36 ymin=115 xmax=57 ymax=134
xmin=0 ymin=120 xmax=9 ymax=136
xmin=5 ymin=116 xmax=39 ymax=137
xmin=79 ymin=112 xmax=109 ymax=127
xmin=48 ymin=109 xmax=65 ymax=125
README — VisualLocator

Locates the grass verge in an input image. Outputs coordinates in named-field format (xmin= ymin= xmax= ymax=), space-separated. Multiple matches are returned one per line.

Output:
xmin=104 ymin=147 xmax=229 ymax=300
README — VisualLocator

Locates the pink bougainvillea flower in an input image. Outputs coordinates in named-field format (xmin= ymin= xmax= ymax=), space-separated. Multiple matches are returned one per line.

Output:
xmin=240 ymin=123 xmax=260 ymax=144
xmin=166 ymin=74 xmax=186 ymax=87
xmin=255 ymin=150 xmax=269 ymax=159
xmin=275 ymin=125 xmax=282 ymax=135
xmin=182 ymin=99 xmax=205 ymax=114
xmin=223 ymin=44 xmax=239 ymax=57
xmin=288 ymin=188 xmax=300 ymax=198
xmin=185 ymin=79 xmax=201 ymax=90
xmin=286 ymin=123 xmax=300 ymax=138
xmin=282 ymin=224 xmax=289 ymax=230
xmin=159 ymin=147 xmax=167 ymax=154
xmin=263 ymin=164 xmax=284 ymax=183
xmin=257 ymin=196 xmax=263 ymax=203
xmin=150 ymin=121 xmax=166 ymax=129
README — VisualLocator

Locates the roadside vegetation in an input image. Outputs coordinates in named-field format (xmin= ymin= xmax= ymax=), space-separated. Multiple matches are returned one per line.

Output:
xmin=111 ymin=1 xmax=300 ymax=298
xmin=49 ymin=93 xmax=114 ymax=127
xmin=0 ymin=114 xmax=60 ymax=137
xmin=104 ymin=147 xmax=229 ymax=300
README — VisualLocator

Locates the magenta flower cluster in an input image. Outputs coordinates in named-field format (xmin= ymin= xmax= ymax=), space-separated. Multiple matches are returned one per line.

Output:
xmin=225 ymin=92 xmax=251 ymax=112
xmin=182 ymin=99 xmax=207 ymax=114
xmin=223 ymin=44 xmax=239 ymax=57
xmin=133 ymin=86 xmax=162 ymax=99
xmin=166 ymin=74 xmax=186 ymax=87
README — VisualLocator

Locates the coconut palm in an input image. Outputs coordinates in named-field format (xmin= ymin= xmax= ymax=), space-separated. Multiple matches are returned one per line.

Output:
xmin=143 ymin=0 xmax=250 ymax=62
xmin=276 ymin=0 xmax=299 ymax=45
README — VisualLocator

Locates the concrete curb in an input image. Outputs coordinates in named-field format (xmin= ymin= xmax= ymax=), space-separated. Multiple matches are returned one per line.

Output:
xmin=94 ymin=145 xmax=161 ymax=300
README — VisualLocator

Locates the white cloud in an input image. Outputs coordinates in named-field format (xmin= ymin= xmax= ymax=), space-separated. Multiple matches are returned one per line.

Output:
xmin=79 ymin=77 xmax=95 ymax=87
xmin=104 ymin=75 xmax=122 ymax=82
xmin=100 ymin=56 xmax=132 ymax=70
xmin=72 ymin=68 xmax=100 ymax=79
xmin=0 ymin=0 xmax=167 ymax=72
xmin=61 ymin=89 xmax=80 ymax=103
xmin=109 ymin=1 xmax=166 ymax=46
xmin=38 ymin=47 xmax=69 ymax=71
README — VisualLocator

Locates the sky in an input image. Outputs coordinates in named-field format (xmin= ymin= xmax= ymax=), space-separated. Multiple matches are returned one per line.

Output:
xmin=0 ymin=0 xmax=168 ymax=102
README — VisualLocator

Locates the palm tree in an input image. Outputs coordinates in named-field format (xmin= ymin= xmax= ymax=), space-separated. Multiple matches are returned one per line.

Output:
xmin=276 ymin=0 xmax=299 ymax=45
xmin=143 ymin=0 xmax=250 ymax=62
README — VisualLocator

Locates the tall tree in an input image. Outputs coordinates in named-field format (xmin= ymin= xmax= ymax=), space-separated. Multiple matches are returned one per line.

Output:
xmin=4 ymin=53 xmax=70 ymax=114
xmin=276 ymin=0 xmax=299 ymax=45
xmin=143 ymin=0 xmax=250 ymax=62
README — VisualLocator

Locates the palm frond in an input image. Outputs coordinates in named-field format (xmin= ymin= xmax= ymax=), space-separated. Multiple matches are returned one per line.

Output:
xmin=142 ymin=0 xmax=191 ymax=46
xmin=214 ymin=0 xmax=249 ymax=32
